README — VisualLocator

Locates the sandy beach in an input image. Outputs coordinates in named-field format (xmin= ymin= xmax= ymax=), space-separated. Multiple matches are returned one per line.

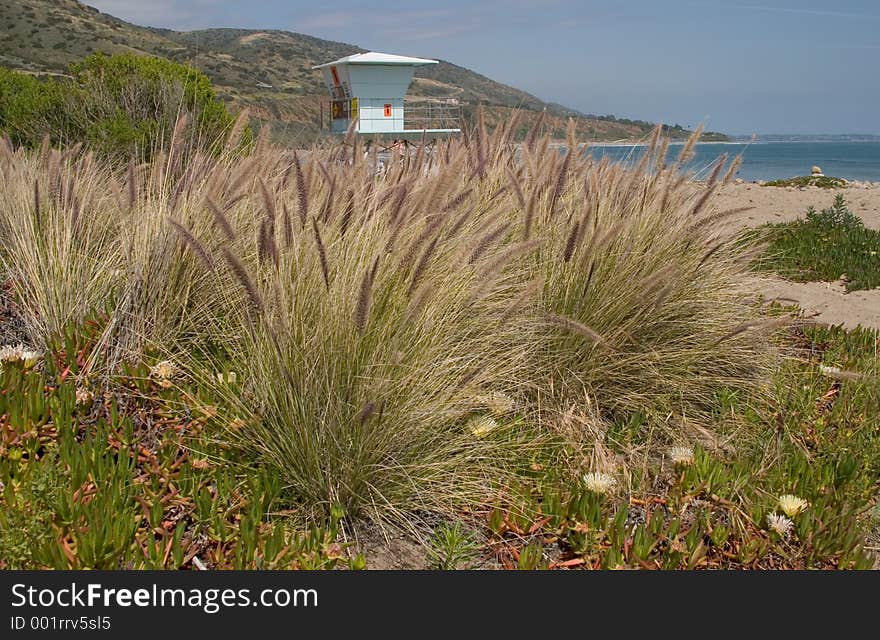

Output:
xmin=714 ymin=181 xmax=880 ymax=231
xmin=713 ymin=182 xmax=880 ymax=329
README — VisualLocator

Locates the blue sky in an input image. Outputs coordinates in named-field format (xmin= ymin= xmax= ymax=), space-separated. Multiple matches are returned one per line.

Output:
xmin=86 ymin=0 xmax=880 ymax=135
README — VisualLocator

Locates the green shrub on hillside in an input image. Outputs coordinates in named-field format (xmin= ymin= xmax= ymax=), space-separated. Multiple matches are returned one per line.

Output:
xmin=0 ymin=68 xmax=66 ymax=147
xmin=0 ymin=52 xmax=242 ymax=159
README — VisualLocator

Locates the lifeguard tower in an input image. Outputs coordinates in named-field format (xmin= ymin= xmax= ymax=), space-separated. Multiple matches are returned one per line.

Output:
xmin=314 ymin=51 xmax=462 ymax=143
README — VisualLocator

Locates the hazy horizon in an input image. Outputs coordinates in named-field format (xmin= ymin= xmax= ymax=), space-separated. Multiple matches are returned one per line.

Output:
xmin=84 ymin=0 xmax=880 ymax=136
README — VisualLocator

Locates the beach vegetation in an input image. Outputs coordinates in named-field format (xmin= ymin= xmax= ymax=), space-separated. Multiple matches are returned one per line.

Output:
xmin=427 ymin=522 xmax=482 ymax=569
xmin=486 ymin=323 xmax=879 ymax=569
xmin=763 ymin=176 xmax=847 ymax=189
xmin=0 ymin=114 xmax=775 ymax=530
xmin=1 ymin=107 xmax=877 ymax=569
xmin=0 ymin=53 xmax=242 ymax=160
xmin=749 ymin=195 xmax=880 ymax=291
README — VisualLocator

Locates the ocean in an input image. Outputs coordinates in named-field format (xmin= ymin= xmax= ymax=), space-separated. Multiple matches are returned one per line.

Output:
xmin=585 ymin=141 xmax=880 ymax=183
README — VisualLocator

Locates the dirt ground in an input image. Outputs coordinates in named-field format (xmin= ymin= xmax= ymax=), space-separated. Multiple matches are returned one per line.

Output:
xmin=713 ymin=182 xmax=880 ymax=329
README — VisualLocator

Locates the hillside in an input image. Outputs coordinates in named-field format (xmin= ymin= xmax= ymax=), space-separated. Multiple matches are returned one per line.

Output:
xmin=0 ymin=0 xmax=728 ymax=144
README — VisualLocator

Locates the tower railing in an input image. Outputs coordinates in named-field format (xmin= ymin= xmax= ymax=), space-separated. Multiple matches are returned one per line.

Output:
xmin=319 ymin=97 xmax=465 ymax=133
xmin=403 ymin=97 xmax=464 ymax=131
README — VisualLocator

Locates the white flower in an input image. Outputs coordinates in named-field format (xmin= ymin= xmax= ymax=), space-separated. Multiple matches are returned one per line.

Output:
xmin=150 ymin=360 xmax=178 ymax=388
xmin=819 ymin=365 xmax=842 ymax=376
xmin=215 ymin=371 xmax=237 ymax=384
xmin=0 ymin=344 xmax=22 ymax=361
xmin=766 ymin=512 xmax=794 ymax=536
xmin=583 ymin=471 xmax=616 ymax=494
xmin=778 ymin=494 xmax=808 ymax=517
xmin=75 ymin=386 xmax=93 ymax=406
xmin=0 ymin=344 xmax=41 ymax=366
xmin=669 ymin=446 xmax=694 ymax=466
xmin=468 ymin=415 xmax=497 ymax=438
xmin=150 ymin=360 xmax=178 ymax=380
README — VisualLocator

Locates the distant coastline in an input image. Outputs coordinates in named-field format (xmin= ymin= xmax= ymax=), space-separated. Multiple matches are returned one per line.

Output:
xmin=730 ymin=134 xmax=880 ymax=143
xmin=586 ymin=138 xmax=880 ymax=147
xmin=578 ymin=135 xmax=880 ymax=148
xmin=584 ymin=140 xmax=748 ymax=147
xmin=580 ymin=140 xmax=880 ymax=183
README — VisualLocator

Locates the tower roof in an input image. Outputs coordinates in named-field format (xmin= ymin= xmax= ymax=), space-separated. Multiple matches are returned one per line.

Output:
xmin=313 ymin=51 xmax=438 ymax=70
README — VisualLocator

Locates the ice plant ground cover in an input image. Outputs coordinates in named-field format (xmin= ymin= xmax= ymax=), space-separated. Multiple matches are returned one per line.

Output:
xmin=485 ymin=322 xmax=880 ymax=569
xmin=0 ymin=320 xmax=876 ymax=569
xmin=746 ymin=194 xmax=880 ymax=292
xmin=0 ymin=116 xmax=878 ymax=569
